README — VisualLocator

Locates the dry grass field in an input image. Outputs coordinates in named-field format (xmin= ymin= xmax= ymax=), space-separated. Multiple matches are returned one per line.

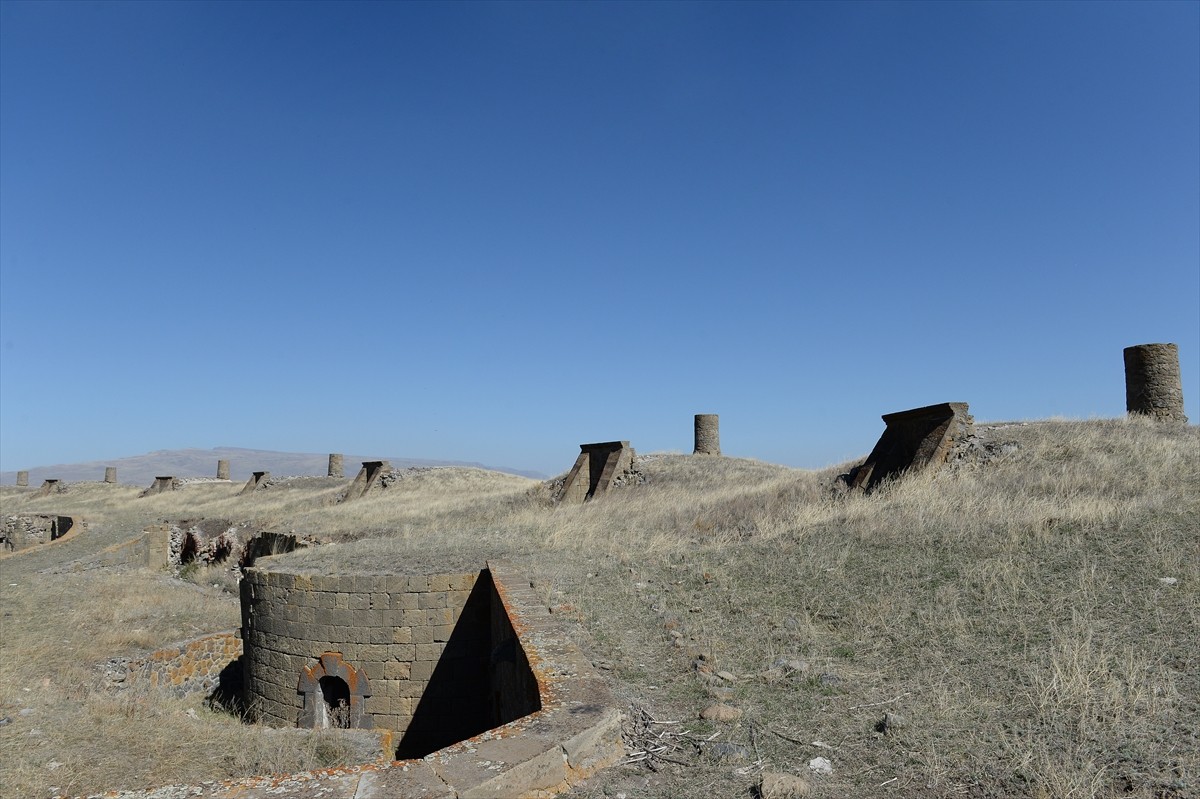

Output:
xmin=1 ymin=417 xmax=1196 ymax=798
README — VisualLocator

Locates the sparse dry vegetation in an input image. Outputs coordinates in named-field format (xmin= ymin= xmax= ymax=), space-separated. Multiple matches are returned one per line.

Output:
xmin=1 ymin=418 xmax=1196 ymax=798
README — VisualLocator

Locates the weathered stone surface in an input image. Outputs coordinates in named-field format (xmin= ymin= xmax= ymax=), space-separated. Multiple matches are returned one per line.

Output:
xmin=430 ymin=734 xmax=566 ymax=798
xmin=342 ymin=461 xmax=391 ymax=501
xmin=846 ymin=402 xmax=973 ymax=492
xmin=1 ymin=514 xmax=78 ymax=553
xmin=216 ymin=459 xmax=231 ymax=480
xmin=328 ymin=453 xmax=344 ymax=478
xmin=700 ymin=703 xmax=742 ymax=722
xmin=141 ymin=475 xmax=179 ymax=497
xmin=1125 ymin=343 xmax=1187 ymax=423
xmin=556 ymin=442 xmax=639 ymax=503
xmin=761 ymin=771 xmax=812 ymax=798
xmin=361 ymin=763 xmax=455 ymax=798
xmin=104 ymin=466 xmax=117 ymax=483
xmin=694 ymin=413 xmax=721 ymax=455
xmin=15 ymin=470 xmax=28 ymax=487
xmin=35 ymin=478 xmax=65 ymax=497
xmin=240 ymin=471 xmax=271 ymax=495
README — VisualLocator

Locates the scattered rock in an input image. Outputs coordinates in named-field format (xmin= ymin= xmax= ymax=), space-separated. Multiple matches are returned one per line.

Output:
xmin=700 ymin=703 xmax=743 ymax=722
xmin=760 ymin=667 xmax=785 ymax=683
xmin=716 ymin=670 xmax=736 ymax=682
xmin=775 ymin=657 xmax=809 ymax=673
xmin=1159 ymin=577 xmax=1178 ymax=585
xmin=706 ymin=685 xmax=734 ymax=701
xmin=707 ymin=742 xmax=750 ymax=762
xmin=807 ymin=756 xmax=833 ymax=775
xmin=875 ymin=711 xmax=906 ymax=734
xmin=818 ymin=673 xmax=841 ymax=687
xmin=760 ymin=771 xmax=812 ymax=798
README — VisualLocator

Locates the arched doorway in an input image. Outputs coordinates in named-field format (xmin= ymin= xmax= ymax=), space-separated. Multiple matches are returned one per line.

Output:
xmin=297 ymin=652 xmax=373 ymax=729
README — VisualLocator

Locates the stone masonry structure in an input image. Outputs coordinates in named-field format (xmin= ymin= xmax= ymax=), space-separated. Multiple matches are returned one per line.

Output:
xmin=1124 ymin=343 xmax=1187 ymax=423
xmin=141 ymin=476 xmax=180 ymax=497
xmin=847 ymin=402 xmax=974 ymax=492
xmin=342 ymin=461 xmax=391 ymax=501
xmin=694 ymin=413 xmax=721 ymax=455
xmin=328 ymin=453 xmax=344 ymax=479
xmin=1 ymin=513 xmax=79 ymax=552
xmin=120 ymin=559 xmax=622 ymax=798
xmin=557 ymin=441 xmax=638 ymax=503
xmin=230 ymin=558 xmax=623 ymax=798
xmin=240 ymin=471 xmax=271 ymax=495
xmin=16 ymin=470 xmax=28 ymax=487
xmin=240 ymin=564 xmax=494 ymax=740
xmin=217 ymin=459 xmax=231 ymax=480
xmin=36 ymin=478 xmax=65 ymax=497
xmin=104 ymin=466 xmax=117 ymax=483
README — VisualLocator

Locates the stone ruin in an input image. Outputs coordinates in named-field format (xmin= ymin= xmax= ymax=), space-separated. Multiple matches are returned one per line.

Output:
xmin=148 ymin=519 xmax=310 ymax=571
xmin=104 ymin=466 xmax=117 ymax=484
xmin=141 ymin=476 xmax=180 ymax=497
xmin=694 ymin=413 xmax=721 ymax=455
xmin=238 ymin=559 xmax=623 ymax=795
xmin=2 ymin=513 xmax=80 ymax=552
xmin=217 ymin=459 xmax=231 ymax=480
xmin=1125 ymin=343 xmax=1187 ymax=423
xmin=554 ymin=441 xmax=642 ymax=503
xmin=35 ymin=478 xmax=66 ymax=497
xmin=240 ymin=471 xmax=271 ymax=495
xmin=842 ymin=402 xmax=974 ymax=492
xmin=340 ymin=460 xmax=391 ymax=501
xmin=16 ymin=470 xmax=29 ymax=487
xmin=328 ymin=453 xmax=344 ymax=479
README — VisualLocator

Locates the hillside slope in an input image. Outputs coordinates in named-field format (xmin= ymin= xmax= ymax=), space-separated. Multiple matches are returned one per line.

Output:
xmin=0 ymin=417 xmax=1196 ymax=799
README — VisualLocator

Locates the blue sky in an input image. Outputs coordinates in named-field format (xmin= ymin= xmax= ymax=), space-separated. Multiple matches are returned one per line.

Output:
xmin=1 ymin=0 xmax=1197 ymax=476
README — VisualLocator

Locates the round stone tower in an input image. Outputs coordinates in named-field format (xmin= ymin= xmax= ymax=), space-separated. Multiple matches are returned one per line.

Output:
xmin=693 ymin=414 xmax=721 ymax=455
xmin=1124 ymin=343 xmax=1187 ymax=422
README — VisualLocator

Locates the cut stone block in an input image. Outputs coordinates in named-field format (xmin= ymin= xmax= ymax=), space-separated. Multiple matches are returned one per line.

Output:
xmin=848 ymin=402 xmax=973 ymax=492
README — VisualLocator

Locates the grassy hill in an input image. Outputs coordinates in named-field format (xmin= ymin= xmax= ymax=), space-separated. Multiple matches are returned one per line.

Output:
xmin=0 ymin=417 xmax=1196 ymax=798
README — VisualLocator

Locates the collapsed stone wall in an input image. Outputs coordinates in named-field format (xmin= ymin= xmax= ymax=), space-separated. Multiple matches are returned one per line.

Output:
xmin=109 ymin=632 xmax=243 ymax=699
xmin=1 ymin=514 xmax=80 ymax=552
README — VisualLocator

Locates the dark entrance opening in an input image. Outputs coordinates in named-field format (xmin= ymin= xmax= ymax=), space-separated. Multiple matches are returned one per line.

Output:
xmin=319 ymin=676 xmax=351 ymax=728
xmin=395 ymin=570 xmax=541 ymax=759
xmin=211 ymin=537 xmax=232 ymax=563
xmin=180 ymin=533 xmax=199 ymax=564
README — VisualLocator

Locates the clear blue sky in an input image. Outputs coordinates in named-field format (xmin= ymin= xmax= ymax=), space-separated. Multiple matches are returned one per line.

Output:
xmin=2 ymin=0 xmax=1197 ymax=476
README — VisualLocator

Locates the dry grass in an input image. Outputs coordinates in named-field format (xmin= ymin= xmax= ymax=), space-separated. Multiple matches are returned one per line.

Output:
xmin=1 ymin=417 xmax=1196 ymax=798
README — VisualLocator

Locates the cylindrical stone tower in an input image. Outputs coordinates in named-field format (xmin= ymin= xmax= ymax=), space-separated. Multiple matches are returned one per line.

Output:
xmin=328 ymin=453 xmax=344 ymax=478
xmin=1124 ymin=343 xmax=1187 ymax=423
xmin=694 ymin=414 xmax=721 ymax=455
xmin=217 ymin=459 xmax=231 ymax=480
xmin=16 ymin=470 xmax=29 ymax=487
xmin=104 ymin=467 xmax=117 ymax=484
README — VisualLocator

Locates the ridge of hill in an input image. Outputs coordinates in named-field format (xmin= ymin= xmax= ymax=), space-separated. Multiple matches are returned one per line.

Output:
xmin=0 ymin=446 xmax=545 ymax=487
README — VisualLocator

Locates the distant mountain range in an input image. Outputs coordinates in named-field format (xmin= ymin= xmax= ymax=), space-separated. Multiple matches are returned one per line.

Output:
xmin=0 ymin=447 xmax=545 ymax=487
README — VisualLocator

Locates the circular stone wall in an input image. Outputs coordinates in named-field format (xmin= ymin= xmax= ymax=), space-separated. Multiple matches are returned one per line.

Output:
xmin=240 ymin=565 xmax=480 ymax=733
xmin=1124 ymin=343 xmax=1187 ymax=422
xmin=694 ymin=414 xmax=721 ymax=455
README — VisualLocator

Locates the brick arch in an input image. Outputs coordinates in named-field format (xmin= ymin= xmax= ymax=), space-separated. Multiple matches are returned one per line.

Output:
xmin=297 ymin=652 xmax=373 ymax=729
